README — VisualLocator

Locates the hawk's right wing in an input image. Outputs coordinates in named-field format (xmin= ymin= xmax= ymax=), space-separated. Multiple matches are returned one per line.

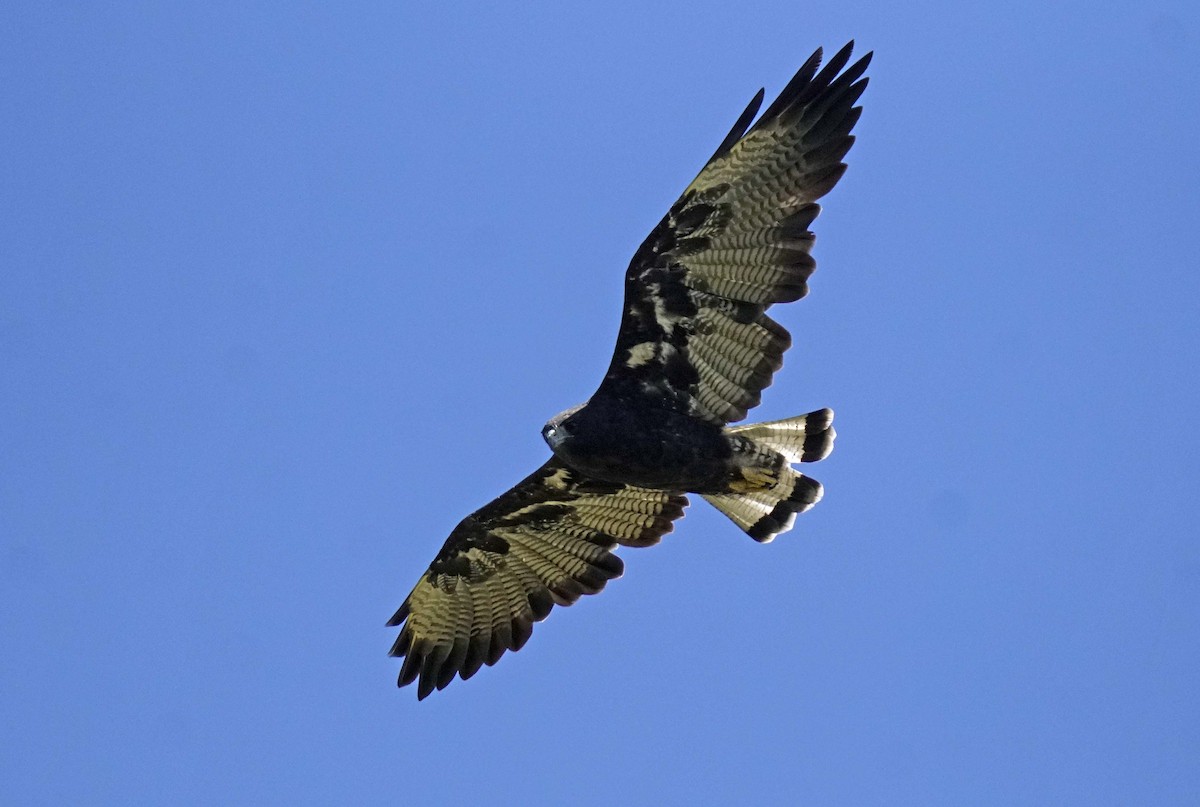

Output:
xmin=388 ymin=458 xmax=687 ymax=699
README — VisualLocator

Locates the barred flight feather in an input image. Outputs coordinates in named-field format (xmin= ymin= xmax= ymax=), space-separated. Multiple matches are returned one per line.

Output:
xmin=388 ymin=458 xmax=688 ymax=699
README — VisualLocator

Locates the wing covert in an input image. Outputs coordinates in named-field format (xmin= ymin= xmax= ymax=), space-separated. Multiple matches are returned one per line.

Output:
xmin=599 ymin=42 xmax=870 ymax=424
xmin=388 ymin=458 xmax=688 ymax=699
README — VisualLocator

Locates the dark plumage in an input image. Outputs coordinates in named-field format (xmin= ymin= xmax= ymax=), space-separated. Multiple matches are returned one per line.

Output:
xmin=390 ymin=43 xmax=870 ymax=699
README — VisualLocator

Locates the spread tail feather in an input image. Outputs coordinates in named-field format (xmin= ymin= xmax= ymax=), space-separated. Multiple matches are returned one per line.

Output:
xmin=702 ymin=471 xmax=823 ymax=543
xmin=703 ymin=408 xmax=834 ymax=543
xmin=726 ymin=407 xmax=835 ymax=463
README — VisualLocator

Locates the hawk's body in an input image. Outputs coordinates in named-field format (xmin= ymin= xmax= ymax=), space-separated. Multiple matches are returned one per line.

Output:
xmin=390 ymin=43 xmax=870 ymax=699
xmin=544 ymin=394 xmax=731 ymax=491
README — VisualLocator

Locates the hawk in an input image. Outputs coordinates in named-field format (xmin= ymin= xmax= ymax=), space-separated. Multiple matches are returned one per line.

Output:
xmin=390 ymin=42 xmax=870 ymax=699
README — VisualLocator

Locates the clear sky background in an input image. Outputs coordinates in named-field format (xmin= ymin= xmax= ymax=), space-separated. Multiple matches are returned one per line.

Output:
xmin=3 ymin=3 xmax=1198 ymax=805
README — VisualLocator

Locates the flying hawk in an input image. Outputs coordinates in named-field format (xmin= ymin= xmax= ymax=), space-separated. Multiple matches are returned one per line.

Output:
xmin=390 ymin=42 xmax=870 ymax=699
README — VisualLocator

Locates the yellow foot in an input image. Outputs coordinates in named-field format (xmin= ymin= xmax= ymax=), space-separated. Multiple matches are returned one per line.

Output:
xmin=729 ymin=467 xmax=778 ymax=492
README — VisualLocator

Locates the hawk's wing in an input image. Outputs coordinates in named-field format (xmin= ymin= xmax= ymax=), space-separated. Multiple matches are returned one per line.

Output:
xmin=597 ymin=42 xmax=870 ymax=424
xmin=388 ymin=458 xmax=687 ymax=699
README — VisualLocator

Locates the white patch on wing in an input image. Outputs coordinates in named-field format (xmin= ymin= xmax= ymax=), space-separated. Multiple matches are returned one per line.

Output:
xmin=653 ymin=296 xmax=679 ymax=334
xmin=638 ymin=280 xmax=683 ymax=336
xmin=625 ymin=341 xmax=658 ymax=368
xmin=543 ymin=467 xmax=573 ymax=490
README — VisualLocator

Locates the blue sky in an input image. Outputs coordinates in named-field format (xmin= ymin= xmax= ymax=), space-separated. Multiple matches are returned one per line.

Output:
xmin=3 ymin=2 xmax=1198 ymax=805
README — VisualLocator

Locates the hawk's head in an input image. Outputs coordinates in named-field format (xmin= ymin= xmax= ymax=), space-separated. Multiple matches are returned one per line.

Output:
xmin=542 ymin=403 xmax=585 ymax=453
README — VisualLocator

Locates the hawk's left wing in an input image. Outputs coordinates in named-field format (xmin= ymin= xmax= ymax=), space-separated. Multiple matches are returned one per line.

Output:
xmin=388 ymin=458 xmax=687 ymax=699
xmin=597 ymin=42 xmax=870 ymax=424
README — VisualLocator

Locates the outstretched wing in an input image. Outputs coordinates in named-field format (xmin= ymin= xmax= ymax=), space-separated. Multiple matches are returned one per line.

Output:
xmin=598 ymin=42 xmax=870 ymax=424
xmin=388 ymin=458 xmax=687 ymax=699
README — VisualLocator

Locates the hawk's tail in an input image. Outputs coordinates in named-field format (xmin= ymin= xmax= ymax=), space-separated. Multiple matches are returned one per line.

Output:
xmin=701 ymin=408 xmax=835 ymax=543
